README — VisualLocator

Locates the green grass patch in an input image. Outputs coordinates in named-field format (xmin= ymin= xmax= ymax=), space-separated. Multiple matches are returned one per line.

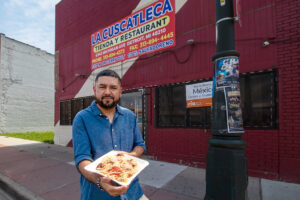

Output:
xmin=1 ymin=131 xmax=54 ymax=144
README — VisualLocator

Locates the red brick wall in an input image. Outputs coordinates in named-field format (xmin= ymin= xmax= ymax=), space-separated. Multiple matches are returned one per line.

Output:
xmin=275 ymin=0 xmax=300 ymax=183
xmin=243 ymin=130 xmax=279 ymax=180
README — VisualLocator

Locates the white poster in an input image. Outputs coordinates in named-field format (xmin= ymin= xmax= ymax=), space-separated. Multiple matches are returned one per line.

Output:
xmin=186 ymin=81 xmax=213 ymax=108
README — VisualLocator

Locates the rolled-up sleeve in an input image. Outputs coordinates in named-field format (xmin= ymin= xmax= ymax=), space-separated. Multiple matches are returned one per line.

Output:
xmin=72 ymin=114 xmax=93 ymax=170
xmin=133 ymin=118 xmax=146 ymax=151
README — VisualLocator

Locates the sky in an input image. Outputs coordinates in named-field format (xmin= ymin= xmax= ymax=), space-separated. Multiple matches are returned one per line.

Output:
xmin=0 ymin=0 xmax=61 ymax=54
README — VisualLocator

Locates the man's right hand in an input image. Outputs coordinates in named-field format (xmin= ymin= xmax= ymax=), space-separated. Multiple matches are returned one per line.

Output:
xmin=78 ymin=160 xmax=129 ymax=196
xmin=78 ymin=160 xmax=101 ymax=184
xmin=99 ymin=177 xmax=129 ymax=196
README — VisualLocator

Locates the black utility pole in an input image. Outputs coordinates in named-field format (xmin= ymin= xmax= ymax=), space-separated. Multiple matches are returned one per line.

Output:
xmin=205 ymin=0 xmax=248 ymax=200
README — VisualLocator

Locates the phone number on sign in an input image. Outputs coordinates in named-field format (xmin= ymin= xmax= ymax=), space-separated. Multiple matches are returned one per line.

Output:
xmin=140 ymin=32 xmax=174 ymax=47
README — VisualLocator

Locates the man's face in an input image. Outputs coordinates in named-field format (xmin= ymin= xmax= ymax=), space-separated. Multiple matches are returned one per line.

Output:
xmin=93 ymin=76 xmax=122 ymax=109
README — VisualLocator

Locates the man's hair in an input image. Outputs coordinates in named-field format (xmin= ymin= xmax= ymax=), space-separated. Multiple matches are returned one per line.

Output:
xmin=94 ymin=69 xmax=121 ymax=85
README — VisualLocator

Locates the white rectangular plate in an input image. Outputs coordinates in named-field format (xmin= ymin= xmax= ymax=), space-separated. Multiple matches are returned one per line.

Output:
xmin=84 ymin=150 xmax=149 ymax=186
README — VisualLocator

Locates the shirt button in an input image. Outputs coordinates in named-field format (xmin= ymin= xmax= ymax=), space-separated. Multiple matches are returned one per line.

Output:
xmin=114 ymin=145 xmax=117 ymax=148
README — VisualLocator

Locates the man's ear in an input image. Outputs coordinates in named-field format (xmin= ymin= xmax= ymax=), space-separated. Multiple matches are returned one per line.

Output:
xmin=93 ymin=85 xmax=96 ymax=95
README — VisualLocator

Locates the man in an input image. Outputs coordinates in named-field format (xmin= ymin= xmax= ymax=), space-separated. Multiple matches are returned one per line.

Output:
xmin=72 ymin=69 xmax=147 ymax=200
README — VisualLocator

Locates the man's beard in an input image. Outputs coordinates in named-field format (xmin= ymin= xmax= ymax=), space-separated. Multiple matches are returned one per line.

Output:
xmin=96 ymin=96 xmax=120 ymax=109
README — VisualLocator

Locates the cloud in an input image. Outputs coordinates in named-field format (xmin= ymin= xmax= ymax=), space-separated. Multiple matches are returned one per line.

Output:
xmin=37 ymin=1 xmax=59 ymax=10
xmin=0 ymin=0 xmax=61 ymax=54
xmin=3 ymin=0 xmax=25 ymax=8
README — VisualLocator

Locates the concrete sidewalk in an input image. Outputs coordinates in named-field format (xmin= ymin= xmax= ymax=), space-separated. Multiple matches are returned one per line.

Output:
xmin=0 ymin=136 xmax=299 ymax=200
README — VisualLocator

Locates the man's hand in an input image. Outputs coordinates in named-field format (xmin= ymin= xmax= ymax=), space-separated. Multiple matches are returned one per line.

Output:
xmin=99 ymin=177 xmax=129 ymax=196
xmin=78 ymin=160 xmax=129 ymax=196
xmin=115 ymin=146 xmax=144 ymax=158
xmin=78 ymin=160 xmax=101 ymax=184
xmin=126 ymin=146 xmax=145 ymax=158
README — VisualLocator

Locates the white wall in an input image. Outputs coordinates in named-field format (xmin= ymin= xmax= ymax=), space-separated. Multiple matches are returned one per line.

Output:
xmin=0 ymin=34 xmax=54 ymax=133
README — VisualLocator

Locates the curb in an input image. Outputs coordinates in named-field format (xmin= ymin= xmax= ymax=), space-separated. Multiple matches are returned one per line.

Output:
xmin=0 ymin=173 xmax=45 ymax=200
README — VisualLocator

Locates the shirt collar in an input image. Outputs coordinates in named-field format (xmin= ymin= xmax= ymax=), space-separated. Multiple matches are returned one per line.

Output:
xmin=90 ymin=100 xmax=124 ymax=116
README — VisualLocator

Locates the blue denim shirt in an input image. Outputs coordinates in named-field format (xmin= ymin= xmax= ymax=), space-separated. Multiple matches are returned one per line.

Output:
xmin=72 ymin=101 xmax=146 ymax=200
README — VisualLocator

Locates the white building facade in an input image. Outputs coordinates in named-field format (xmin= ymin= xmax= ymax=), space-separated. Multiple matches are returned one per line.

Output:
xmin=0 ymin=34 xmax=54 ymax=133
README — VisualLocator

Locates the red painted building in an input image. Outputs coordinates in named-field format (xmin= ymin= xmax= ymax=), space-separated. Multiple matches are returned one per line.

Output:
xmin=55 ymin=0 xmax=300 ymax=183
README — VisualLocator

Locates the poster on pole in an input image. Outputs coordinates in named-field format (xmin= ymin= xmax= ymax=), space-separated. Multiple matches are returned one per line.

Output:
xmin=224 ymin=86 xmax=244 ymax=133
xmin=186 ymin=81 xmax=213 ymax=108
xmin=215 ymin=56 xmax=239 ymax=88
xmin=90 ymin=0 xmax=176 ymax=70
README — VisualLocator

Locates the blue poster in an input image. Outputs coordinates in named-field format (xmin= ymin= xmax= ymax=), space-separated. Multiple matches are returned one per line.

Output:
xmin=215 ymin=57 xmax=239 ymax=88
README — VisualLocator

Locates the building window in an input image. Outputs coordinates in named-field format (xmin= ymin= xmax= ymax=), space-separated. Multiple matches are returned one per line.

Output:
xmin=187 ymin=107 xmax=211 ymax=128
xmin=60 ymin=96 xmax=94 ymax=125
xmin=156 ymin=83 xmax=210 ymax=128
xmin=119 ymin=89 xmax=144 ymax=134
xmin=71 ymin=98 xmax=83 ymax=123
xmin=156 ymin=85 xmax=185 ymax=127
xmin=155 ymin=70 xmax=278 ymax=129
xmin=60 ymin=100 xmax=71 ymax=125
xmin=240 ymin=71 xmax=277 ymax=129
xmin=119 ymin=90 xmax=143 ymax=123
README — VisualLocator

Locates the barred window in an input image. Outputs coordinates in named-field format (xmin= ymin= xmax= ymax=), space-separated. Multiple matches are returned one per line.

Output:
xmin=83 ymin=96 xmax=95 ymax=108
xmin=60 ymin=100 xmax=71 ymax=125
xmin=60 ymin=96 xmax=94 ymax=125
xmin=240 ymin=71 xmax=277 ymax=129
xmin=156 ymin=83 xmax=210 ymax=128
xmin=155 ymin=70 xmax=277 ymax=129
xmin=187 ymin=107 xmax=211 ymax=128
xmin=71 ymin=98 xmax=83 ymax=123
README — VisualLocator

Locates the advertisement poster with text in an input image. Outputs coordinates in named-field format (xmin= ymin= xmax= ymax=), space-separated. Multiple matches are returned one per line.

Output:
xmin=224 ymin=87 xmax=244 ymax=133
xmin=186 ymin=81 xmax=213 ymax=108
xmin=90 ymin=0 xmax=176 ymax=70
xmin=215 ymin=57 xmax=239 ymax=88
